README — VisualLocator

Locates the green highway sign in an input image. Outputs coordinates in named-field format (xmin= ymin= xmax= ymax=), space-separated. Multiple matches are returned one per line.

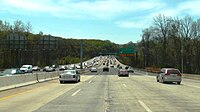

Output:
xmin=119 ymin=46 xmax=134 ymax=54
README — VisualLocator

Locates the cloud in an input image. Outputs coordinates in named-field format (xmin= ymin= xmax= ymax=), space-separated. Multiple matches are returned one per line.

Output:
xmin=115 ymin=20 xmax=150 ymax=29
xmin=178 ymin=1 xmax=200 ymax=17
xmin=1 ymin=0 xmax=165 ymax=20
xmin=148 ymin=0 xmax=200 ymax=19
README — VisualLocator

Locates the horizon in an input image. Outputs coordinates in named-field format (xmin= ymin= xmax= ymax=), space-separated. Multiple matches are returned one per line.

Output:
xmin=1 ymin=0 xmax=200 ymax=44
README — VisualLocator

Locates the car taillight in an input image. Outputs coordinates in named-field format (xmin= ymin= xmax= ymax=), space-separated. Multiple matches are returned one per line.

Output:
xmin=165 ymin=72 xmax=170 ymax=76
xmin=126 ymin=71 xmax=128 ymax=74
xmin=120 ymin=71 xmax=123 ymax=74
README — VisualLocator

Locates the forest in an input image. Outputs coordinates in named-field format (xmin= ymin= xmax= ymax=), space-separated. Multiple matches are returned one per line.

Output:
xmin=0 ymin=20 xmax=119 ymax=68
xmin=137 ymin=14 xmax=200 ymax=74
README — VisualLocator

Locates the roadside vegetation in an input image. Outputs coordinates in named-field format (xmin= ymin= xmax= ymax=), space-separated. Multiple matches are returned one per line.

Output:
xmin=1 ymin=14 xmax=200 ymax=74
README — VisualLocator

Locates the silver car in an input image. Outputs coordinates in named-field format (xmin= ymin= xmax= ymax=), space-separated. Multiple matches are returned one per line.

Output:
xmin=90 ymin=67 xmax=97 ymax=72
xmin=59 ymin=70 xmax=80 ymax=83
xmin=157 ymin=68 xmax=182 ymax=84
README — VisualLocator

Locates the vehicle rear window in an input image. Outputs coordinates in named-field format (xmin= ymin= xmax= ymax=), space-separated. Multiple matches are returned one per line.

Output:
xmin=167 ymin=70 xmax=180 ymax=74
xmin=65 ymin=71 xmax=75 ymax=74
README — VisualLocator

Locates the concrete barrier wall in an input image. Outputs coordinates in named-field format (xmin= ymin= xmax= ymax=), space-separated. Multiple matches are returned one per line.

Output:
xmin=182 ymin=74 xmax=200 ymax=80
xmin=0 ymin=71 xmax=59 ymax=91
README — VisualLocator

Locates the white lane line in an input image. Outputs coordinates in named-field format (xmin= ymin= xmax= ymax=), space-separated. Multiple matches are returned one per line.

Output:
xmin=71 ymin=89 xmax=81 ymax=96
xmin=89 ymin=80 xmax=92 ymax=83
xmin=138 ymin=100 xmax=152 ymax=112
xmin=187 ymin=85 xmax=200 ymax=89
xmin=123 ymin=84 xmax=127 ymax=87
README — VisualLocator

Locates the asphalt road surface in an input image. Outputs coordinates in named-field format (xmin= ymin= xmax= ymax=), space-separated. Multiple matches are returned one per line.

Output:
xmin=0 ymin=67 xmax=200 ymax=112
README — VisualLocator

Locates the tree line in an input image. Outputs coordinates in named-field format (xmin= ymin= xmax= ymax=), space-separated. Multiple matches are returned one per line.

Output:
xmin=0 ymin=20 xmax=119 ymax=68
xmin=135 ymin=14 xmax=200 ymax=74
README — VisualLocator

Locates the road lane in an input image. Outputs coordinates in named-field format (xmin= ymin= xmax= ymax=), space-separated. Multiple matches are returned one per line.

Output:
xmin=1 ymin=64 xmax=200 ymax=112
xmin=35 ymin=75 xmax=109 ymax=112
xmin=0 ymin=75 xmax=94 ymax=112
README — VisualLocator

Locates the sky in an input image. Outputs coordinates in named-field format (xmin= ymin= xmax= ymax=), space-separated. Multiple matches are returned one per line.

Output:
xmin=0 ymin=0 xmax=200 ymax=44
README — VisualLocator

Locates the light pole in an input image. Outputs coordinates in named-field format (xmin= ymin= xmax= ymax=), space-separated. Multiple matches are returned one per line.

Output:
xmin=80 ymin=39 xmax=83 ymax=69
xmin=181 ymin=39 xmax=184 ymax=73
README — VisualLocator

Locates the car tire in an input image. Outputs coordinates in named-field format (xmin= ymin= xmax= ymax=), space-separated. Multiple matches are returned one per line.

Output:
xmin=60 ymin=81 xmax=63 ymax=84
xmin=177 ymin=82 xmax=181 ymax=85
xmin=156 ymin=77 xmax=159 ymax=82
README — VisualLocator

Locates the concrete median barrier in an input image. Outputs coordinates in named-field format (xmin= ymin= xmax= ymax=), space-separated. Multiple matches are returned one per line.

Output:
xmin=0 ymin=71 xmax=59 ymax=91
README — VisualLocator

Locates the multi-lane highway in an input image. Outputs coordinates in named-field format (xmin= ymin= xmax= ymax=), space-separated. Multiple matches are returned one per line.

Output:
xmin=0 ymin=65 xmax=200 ymax=112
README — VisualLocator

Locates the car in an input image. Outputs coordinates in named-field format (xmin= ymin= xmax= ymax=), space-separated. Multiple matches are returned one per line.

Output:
xmin=90 ymin=67 xmax=97 ymax=72
xmin=0 ymin=68 xmax=24 ymax=76
xmin=125 ymin=66 xmax=129 ymax=70
xmin=59 ymin=65 xmax=66 ymax=71
xmin=52 ymin=65 xmax=56 ymax=71
xmin=106 ymin=63 xmax=109 ymax=66
xmin=32 ymin=66 xmax=40 ymax=71
xmin=43 ymin=66 xmax=51 ymax=72
xmin=45 ymin=66 xmax=54 ymax=72
xmin=110 ymin=65 xmax=114 ymax=68
xmin=59 ymin=70 xmax=80 ymax=83
xmin=103 ymin=66 xmax=109 ymax=72
xmin=156 ymin=68 xmax=182 ymax=84
xmin=20 ymin=65 xmax=33 ymax=73
xmin=126 ymin=66 xmax=134 ymax=73
xmin=118 ymin=69 xmax=129 ymax=77
xmin=117 ymin=64 xmax=120 ymax=68
xmin=128 ymin=67 xmax=134 ymax=73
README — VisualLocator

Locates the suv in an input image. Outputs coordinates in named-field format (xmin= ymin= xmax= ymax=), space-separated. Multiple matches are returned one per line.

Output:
xmin=157 ymin=68 xmax=182 ymax=84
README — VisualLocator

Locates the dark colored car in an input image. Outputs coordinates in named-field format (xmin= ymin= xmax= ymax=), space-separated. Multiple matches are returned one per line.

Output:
xmin=103 ymin=67 xmax=109 ymax=72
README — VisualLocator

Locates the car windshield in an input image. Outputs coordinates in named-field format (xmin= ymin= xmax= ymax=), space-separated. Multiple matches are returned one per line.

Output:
xmin=65 ymin=71 xmax=75 ymax=74
xmin=22 ymin=66 xmax=28 ymax=68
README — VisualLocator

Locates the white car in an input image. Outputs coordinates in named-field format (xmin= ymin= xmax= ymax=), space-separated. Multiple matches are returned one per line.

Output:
xmin=59 ymin=70 xmax=80 ymax=83
xmin=32 ymin=66 xmax=40 ymax=71
xmin=157 ymin=68 xmax=182 ymax=84
xmin=90 ymin=67 xmax=97 ymax=72
xmin=20 ymin=65 xmax=33 ymax=73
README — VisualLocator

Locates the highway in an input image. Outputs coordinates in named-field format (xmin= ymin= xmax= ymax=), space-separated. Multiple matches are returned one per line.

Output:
xmin=0 ymin=66 xmax=200 ymax=112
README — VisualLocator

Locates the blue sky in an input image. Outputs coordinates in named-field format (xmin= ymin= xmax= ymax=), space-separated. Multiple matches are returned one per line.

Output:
xmin=0 ymin=0 xmax=200 ymax=44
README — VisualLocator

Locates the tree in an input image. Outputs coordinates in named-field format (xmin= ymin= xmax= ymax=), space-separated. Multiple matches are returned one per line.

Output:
xmin=13 ymin=20 xmax=25 ymax=32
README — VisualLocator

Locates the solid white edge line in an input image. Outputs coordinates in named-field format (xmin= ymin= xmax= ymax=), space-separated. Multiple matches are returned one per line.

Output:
xmin=89 ymin=80 xmax=92 ymax=83
xmin=138 ymin=100 xmax=152 ymax=112
xmin=72 ymin=89 xmax=81 ymax=96
xmin=123 ymin=84 xmax=127 ymax=87
xmin=187 ymin=85 xmax=200 ymax=89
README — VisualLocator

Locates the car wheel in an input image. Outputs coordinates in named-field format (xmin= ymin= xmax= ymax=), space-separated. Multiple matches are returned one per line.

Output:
xmin=156 ymin=77 xmax=159 ymax=82
xmin=60 ymin=81 xmax=63 ymax=84
xmin=177 ymin=82 xmax=181 ymax=85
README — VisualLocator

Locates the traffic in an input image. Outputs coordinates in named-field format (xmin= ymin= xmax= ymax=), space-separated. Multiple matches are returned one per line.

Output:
xmin=0 ymin=56 xmax=200 ymax=112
